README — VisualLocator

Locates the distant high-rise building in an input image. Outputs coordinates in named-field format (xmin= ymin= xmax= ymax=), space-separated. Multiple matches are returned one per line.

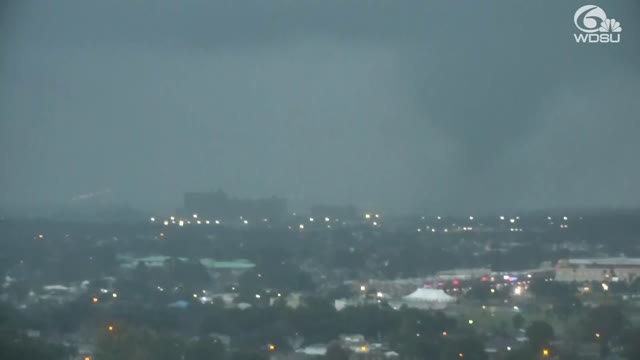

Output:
xmin=182 ymin=190 xmax=286 ymax=222
xmin=310 ymin=204 xmax=358 ymax=221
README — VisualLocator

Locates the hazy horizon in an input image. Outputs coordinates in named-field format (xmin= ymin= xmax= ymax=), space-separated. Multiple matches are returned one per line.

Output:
xmin=2 ymin=1 xmax=639 ymax=215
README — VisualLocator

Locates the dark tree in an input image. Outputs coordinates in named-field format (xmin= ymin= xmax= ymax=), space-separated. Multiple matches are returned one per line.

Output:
xmin=525 ymin=320 xmax=554 ymax=350
xmin=185 ymin=337 xmax=227 ymax=360
xmin=512 ymin=313 xmax=525 ymax=330
xmin=325 ymin=342 xmax=350 ymax=360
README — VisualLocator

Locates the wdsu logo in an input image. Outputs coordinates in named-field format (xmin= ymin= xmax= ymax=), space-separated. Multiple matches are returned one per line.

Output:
xmin=574 ymin=5 xmax=622 ymax=43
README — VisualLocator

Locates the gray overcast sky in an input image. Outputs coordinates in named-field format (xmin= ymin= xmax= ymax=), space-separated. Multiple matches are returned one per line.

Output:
xmin=1 ymin=0 xmax=639 ymax=215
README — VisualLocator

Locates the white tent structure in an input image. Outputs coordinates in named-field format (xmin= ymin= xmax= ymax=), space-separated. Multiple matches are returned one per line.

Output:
xmin=400 ymin=288 xmax=455 ymax=309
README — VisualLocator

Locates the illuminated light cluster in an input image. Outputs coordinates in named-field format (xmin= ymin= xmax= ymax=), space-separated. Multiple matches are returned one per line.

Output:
xmin=150 ymin=217 xmax=155 ymax=222
xmin=325 ymin=217 xmax=330 ymax=222
xmin=365 ymin=213 xmax=371 ymax=219
xmin=602 ymin=283 xmax=609 ymax=291
xmin=560 ymin=224 xmax=569 ymax=228
xmin=514 ymin=286 xmax=522 ymax=295
xmin=92 ymin=297 xmax=99 ymax=303
xmin=509 ymin=218 xmax=516 ymax=223
xmin=509 ymin=228 xmax=523 ymax=232
xmin=499 ymin=216 xmax=505 ymax=220
xmin=299 ymin=224 xmax=304 ymax=230
xmin=268 ymin=344 xmax=276 ymax=351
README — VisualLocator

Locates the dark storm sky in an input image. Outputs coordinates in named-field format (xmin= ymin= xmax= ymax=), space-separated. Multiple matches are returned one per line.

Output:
xmin=1 ymin=0 xmax=639 ymax=215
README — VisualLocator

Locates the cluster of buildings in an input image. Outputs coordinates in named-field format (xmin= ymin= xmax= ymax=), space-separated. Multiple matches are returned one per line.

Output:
xmin=555 ymin=257 xmax=640 ymax=283
xmin=293 ymin=334 xmax=399 ymax=360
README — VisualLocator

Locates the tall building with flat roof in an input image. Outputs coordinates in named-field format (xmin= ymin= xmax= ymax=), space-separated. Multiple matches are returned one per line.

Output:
xmin=182 ymin=190 xmax=287 ymax=222
xmin=310 ymin=204 xmax=358 ymax=221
